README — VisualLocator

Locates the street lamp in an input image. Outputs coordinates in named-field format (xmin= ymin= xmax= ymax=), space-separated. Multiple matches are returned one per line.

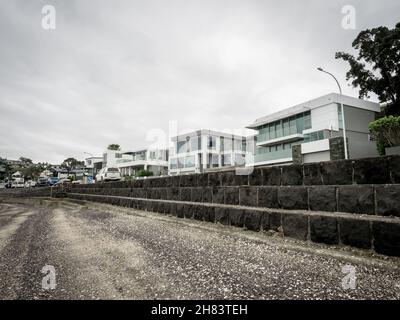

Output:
xmin=317 ymin=67 xmax=349 ymax=160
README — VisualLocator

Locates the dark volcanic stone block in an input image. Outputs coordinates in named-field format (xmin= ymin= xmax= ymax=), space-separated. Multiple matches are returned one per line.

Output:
xmin=159 ymin=188 xmax=167 ymax=200
xmin=376 ymin=185 xmax=400 ymax=217
xmin=320 ymin=160 xmax=353 ymax=185
xmin=239 ymin=187 xmax=258 ymax=207
xmin=261 ymin=211 xmax=270 ymax=231
xmin=169 ymin=202 xmax=177 ymax=216
xmin=338 ymin=185 xmax=374 ymax=215
xmin=196 ymin=173 xmax=208 ymax=187
xmin=180 ymin=188 xmax=192 ymax=202
xmin=353 ymin=157 xmax=390 ymax=184
xmin=388 ymin=155 xmax=400 ymax=183
xmin=281 ymin=165 xmax=302 ymax=185
xmin=268 ymin=211 xmax=281 ymax=231
xmin=157 ymin=201 xmax=168 ymax=214
xmin=176 ymin=203 xmax=185 ymax=218
xmin=339 ymin=218 xmax=371 ymax=249
xmin=278 ymin=186 xmax=308 ymax=210
xmin=282 ymin=213 xmax=308 ymax=240
xmin=228 ymin=208 xmax=244 ymax=227
xmin=373 ymin=221 xmax=400 ymax=256
xmin=224 ymin=187 xmax=239 ymax=205
xmin=171 ymin=176 xmax=180 ymax=187
xmin=220 ymin=171 xmax=236 ymax=186
xmin=310 ymin=215 xmax=338 ymax=245
xmin=202 ymin=187 xmax=213 ymax=203
xmin=208 ymin=173 xmax=221 ymax=187
xmin=204 ymin=206 xmax=215 ymax=222
xmin=215 ymin=207 xmax=229 ymax=225
xmin=303 ymin=163 xmax=323 ymax=185
xmin=243 ymin=210 xmax=262 ymax=231
xmin=308 ymin=186 xmax=337 ymax=212
xmin=258 ymin=186 xmax=279 ymax=208
xmin=212 ymin=187 xmax=225 ymax=204
xmin=183 ymin=204 xmax=194 ymax=219
xmin=192 ymin=205 xmax=205 ymax=221
xmin=180 ymin=174 xmax=197 ymax=187
xmin=262 ymin=167 xmax=281 ymax=186
xmin=248 ymin=168 xmax=263 ymax=186
xmin=191 ymin=187 xmax=203 ymax=202
xmin=149 ymin=188 xmax=160 ymax=199
xmin=167 ymin=188 xmax=180 ymax=201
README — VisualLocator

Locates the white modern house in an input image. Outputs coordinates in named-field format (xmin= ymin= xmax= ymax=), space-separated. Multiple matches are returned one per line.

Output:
xmin=246 ymin=93 xmax=381 ymax=167
xmin=102 ymin=148 xmax=169 ymax=177
xmin=84 ymin=156 xmax=103 ymax=177
xmin=169 ymin=129 xmax=250 ymax=175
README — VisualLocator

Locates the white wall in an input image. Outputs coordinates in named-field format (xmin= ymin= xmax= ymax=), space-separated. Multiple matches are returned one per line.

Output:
xmin=309 ymin=103 xmax=339 ymax=132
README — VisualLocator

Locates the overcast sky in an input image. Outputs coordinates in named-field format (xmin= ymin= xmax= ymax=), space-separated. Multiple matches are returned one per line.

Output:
xmin=0 ymin=0 xmax=399 ymax=164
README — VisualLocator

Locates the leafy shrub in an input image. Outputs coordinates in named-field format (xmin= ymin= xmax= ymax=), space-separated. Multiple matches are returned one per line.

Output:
xmin=136 ymin=169 xmax=154 ymax=177
xmin=369 ymin=116 xmax=400 ymax=155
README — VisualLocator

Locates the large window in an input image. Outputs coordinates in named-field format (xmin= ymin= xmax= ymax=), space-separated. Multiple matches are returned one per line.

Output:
xmin=177 ymin=140 xmax=186 ymax=154
xmin=208 ymin=136 xmax=216 ymax=150
xmin=303 ymin=130 xmax=327 ymax=143
xmin=185 ymin=156 xmax=195 ymax=168
xmin=222 ymin=154 xmax=231 ymax=166
xmin=190 ymin=136 xmax=201 ymax=152
xmin=170 ymin=158 xmax=177 ymax=169
xmin=257 ymin=110 xmax=312 ymax=143
xmin=338 ymin=104 xmax=343 ymax=129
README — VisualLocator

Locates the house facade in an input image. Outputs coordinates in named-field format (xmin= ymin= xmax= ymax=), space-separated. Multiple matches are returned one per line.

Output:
xmin=102 ymin=148 xmax=169 ymax=177
xmin=246 ymin=93 xmax=381 ymax=167
xmin=169 ymin=129 xmax=249 ymax=175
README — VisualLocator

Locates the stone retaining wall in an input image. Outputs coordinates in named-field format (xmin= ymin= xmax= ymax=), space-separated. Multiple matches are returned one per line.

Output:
xmin=70 ymin=155 xmax=400 ymax=189
xmin=67 ymin=193 xmax=400 ymax=257
xmin=71 ymin=184 xmax=400 ymax=217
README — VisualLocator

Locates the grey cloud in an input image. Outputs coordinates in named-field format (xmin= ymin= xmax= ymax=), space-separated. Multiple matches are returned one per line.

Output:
xmin=0 ymin=0 xmax=398 ymax=163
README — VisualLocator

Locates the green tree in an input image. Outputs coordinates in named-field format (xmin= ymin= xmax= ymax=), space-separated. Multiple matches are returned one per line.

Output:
xmin=335 ymin=22 xmax=400 ymax=115
xmin=61 ymin=157 xmax=84 ymax=173
xmin=19 ymin=157 xmax=33 ymax=165
xmin=369 ymin=116 xmax=400 ymax=155
xmin=107 ymin=144 xmax=121 ymax=151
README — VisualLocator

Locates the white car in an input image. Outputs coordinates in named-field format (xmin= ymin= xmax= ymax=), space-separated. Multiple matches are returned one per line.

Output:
xmin=95 ymin=167 xmax=121 ymax=182
xmin=12 ymin=181 xmax=25 ymax=188
xmin=25 ymin=180 xmax=37 ymax=188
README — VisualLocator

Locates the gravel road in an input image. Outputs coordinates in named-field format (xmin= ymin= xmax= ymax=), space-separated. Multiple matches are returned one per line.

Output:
xmin=0 ymin=198 xmax=399 ymax=300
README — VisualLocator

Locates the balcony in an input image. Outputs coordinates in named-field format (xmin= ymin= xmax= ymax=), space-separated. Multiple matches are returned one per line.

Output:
xmin=256 ymin=133 xmax=304 ymax=147
xmin=247 ymin=149 xmax=292 ymax=165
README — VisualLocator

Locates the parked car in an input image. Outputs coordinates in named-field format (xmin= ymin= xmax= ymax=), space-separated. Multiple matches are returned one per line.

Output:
xmin=0 ymin=181 xmax=6 ymax=189
xmin=37 ymin=177 xmax=48 ymax=187
xmin=47 ymin=177 xmax=59 ymax=186
xmin=12 ymin=181 xmax=25 ymax=188
xmin=95 ymin=167 xmax=121 ymax=182
xmin=25 ymin=180 xmax=37 ymax=188
xmin=54 ymin=178 xmax=71 ymax=186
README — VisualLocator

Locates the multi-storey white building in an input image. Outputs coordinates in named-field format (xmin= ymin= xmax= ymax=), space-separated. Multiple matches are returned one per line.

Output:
xmin=246 ymin=93 xmax=381 ymax=166
xmin=102 ymin=148 xmax=169 ymax=177
xmin=169 ymin=129 xmax=249 ymax=175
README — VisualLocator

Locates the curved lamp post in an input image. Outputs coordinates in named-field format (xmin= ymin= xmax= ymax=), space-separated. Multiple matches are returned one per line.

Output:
xmin=317 ymin=67 xmax=349 ymax=160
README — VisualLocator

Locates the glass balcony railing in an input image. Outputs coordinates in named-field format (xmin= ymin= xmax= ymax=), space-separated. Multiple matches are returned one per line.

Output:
xmin=253 ymin=149 xmax=292 ymax=163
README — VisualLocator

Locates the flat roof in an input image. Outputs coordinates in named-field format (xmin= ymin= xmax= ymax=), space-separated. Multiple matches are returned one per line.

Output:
xmin=247 ymin=93 xmax=381 ymax=129
xmin=171 ymin=129 xmax=246 ymax=141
